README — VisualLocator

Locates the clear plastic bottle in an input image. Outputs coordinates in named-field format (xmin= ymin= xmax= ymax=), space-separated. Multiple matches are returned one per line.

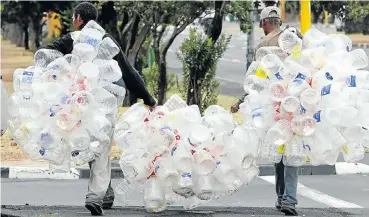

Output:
xmin=34 ymin=49 xmax=64 ymax=68
xmin=71 ymin=149 xmax=95 ymax=166
xmin=280 ymin=96 xmax=300 ymax=118
xmin=283 ymin=136 xmax=307 ymax=167
xmin=96 ymin=37 xmax=120 ymax=60
xmin=115 ymin=178 xmax=135 ymax=201
xmin=265 ymin=119 xmax=293 ymax=145
xmin=70 ymin=127 xmax=90 ymax=151
xmin=270 ymin=81 xmax=288 ymax=102
xmin=213 ymin=158 xmax=239 ymax=190
xmin=194 ymin=174 xmax=214 ymax=200
xmin=122 ymin=157 xmax=153 ymax=181
xmin=278 ymin=30 xmax=302 ymax=54
xmin=291 ymin=115 xmax=316 ymax=136
xmin=173 ymin=171 xmax=195 ymax=198
xmin=260 ymin=54 xmax=282 ymax=80
xmin=74 ymin=28 xmax=103 ymax=49
xmin=153 ymin=157 xmax=179 ymax=187
xmin=193 ymin=149 xmax=216 ymax=175
xmin=97 ymin=60 xmax=122 ymax=83
xmin=300 ymin=88 xmax=320 ymax=114
xmin=72 ymin=43 xmax=97 ymax=62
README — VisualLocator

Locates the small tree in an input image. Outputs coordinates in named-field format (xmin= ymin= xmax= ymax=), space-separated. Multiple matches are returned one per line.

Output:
xmin=177 ymin=28 xmax=230 ymax=112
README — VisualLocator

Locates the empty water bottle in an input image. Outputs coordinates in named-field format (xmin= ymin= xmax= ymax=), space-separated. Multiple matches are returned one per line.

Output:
xmin=96 ymin=37 xmax=120 ymax=60
xmin=97 ymin=60 xmax=122 ymax=82
xmin=34 ymin=49 xmax=64 ymax=68
xmin=154 ymin=157 xmax=179 ymax=186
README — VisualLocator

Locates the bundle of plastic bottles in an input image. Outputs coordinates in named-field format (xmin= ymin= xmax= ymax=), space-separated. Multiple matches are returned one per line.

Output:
xmin=114 ymin=95 xmax=260 ymax=212
xmin=242 ymin=28 xmax=369 ymax=167
xmin=8 ymin=21 xmax=126 ymax=170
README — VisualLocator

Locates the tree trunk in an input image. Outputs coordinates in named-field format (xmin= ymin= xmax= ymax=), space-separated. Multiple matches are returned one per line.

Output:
xmin=23 ymin=23 xmax=29 ymax=50
xmin=33 ymin=19 xmax=41 ymax=49
xmin=127 ymin=23 xmax=151 ymax=105
xmin=157 ymin=53 xmax=167 ymax=105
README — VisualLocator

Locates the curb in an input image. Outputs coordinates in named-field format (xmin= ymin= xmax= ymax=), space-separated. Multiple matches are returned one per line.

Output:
xmin=352 ymin=43 xmax=369 ymax=49
xmin=2 ymin=162 xmax=369 ymax=180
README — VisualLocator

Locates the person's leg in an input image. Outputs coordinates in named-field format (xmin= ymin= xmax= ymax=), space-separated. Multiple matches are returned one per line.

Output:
xmin=102 ymin=171 xmax=115 ymax=209
xmin=85 ymin=144 xmax=112 ymax=216
xmin=274 ymin=158 xmax=285 ymax=210
xmin=281 ymin=165 xmax=299 ymax=216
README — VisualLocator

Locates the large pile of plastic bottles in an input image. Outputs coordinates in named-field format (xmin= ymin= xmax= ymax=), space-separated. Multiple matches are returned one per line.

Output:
xmin=242 ymin=28 xmax=369 ymax=167
xmin=8 ymin=21 xmax=125 ymax=170
xmin=114 ymin=95 xmax=260 ymax=212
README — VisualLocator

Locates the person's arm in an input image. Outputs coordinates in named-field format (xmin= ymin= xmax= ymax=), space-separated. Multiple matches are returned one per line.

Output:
xmin=106 ymin=35 xmax=156 ymax=107
xmin=43 ymin=33 xmax=74 ymax=55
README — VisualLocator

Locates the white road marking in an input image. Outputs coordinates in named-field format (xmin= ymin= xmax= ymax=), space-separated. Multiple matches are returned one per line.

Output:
xmin=9 ymin=167 xmax=80 ymax=180
xmin=259 ymin=176 xmax=363 ymax=209
xmin=335 ymin=162 xmax=369 ymax=175
xmin=215 ymin=76 xmax=242 ymax=84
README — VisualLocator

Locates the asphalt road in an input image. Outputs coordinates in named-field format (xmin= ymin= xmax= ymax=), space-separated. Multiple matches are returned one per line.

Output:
xmin=2 ymin=174 xmax=369 ymax=216
xmin=166 ymin=22 xmax=369 ymax=97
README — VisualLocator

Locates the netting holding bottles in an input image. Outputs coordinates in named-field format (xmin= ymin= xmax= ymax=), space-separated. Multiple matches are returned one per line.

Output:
xmin=243 ymin=28 xmax=369 ymax=167
xmin=114 ymin=95 xmax=260 ymax=212
xmin=8 ymin=21 xmax=126 ymax=170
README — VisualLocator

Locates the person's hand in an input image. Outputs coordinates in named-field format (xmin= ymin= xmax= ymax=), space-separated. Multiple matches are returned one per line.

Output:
xmin=231 ymin=102 xmax=240 ymax=113
xmin=149 ymin=103 xmax=158 ymax=111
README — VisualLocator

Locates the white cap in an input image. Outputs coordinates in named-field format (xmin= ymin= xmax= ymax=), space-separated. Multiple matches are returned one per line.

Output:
xmin=260 ymin=6 xmax=281 ymax=21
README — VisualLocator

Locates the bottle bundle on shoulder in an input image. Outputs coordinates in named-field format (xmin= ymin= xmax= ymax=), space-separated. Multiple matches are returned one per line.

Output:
xmin=242 ymin=28 xmax=369 ymax=167
xmin=114 ymin=95 xmax=260 ymax=212
xmin=8 ymin=21 xmax=126 ymax=171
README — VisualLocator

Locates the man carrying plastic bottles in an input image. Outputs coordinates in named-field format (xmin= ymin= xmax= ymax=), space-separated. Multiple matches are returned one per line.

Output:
xmin=43 ymin=2 xmax=157 ymax=216
xmin=231 ymin=6 xmax=299 ymax=216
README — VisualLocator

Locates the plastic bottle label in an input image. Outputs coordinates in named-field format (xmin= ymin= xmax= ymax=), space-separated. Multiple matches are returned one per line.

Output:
xmin=154 ymin=165 xmax=160 ymax=173
xmin=291 ymin=45 xmax=302 ymax=59
xmin=295 ymin=73 xmax=306 ymax=80
xmin=171 ymin=146 xmax=177 ymax=156
xmin=313 ymin=110 xmax=321 ymax=122
xmin=346 ymin=75 xmax=357 ymax=87
xmin=325 ymin=72 xmax=334 ymax=80
xmin=40 ymin=132 xmax=53 ymax=145
xmin=61 ymin=95 xmax=70 ymax=104
xmin=274 ymin=72 xmax=283 ymax=80
xmin=300 ymin=104 xmax=306 ymax=114
xmin=181 ymin=172 xmax=192 ymax=178
xmin=84 ymin=38 xmax=100 ymax=47
xmin=277 ymin=145 xmax=285 ymax=154
xmin=252 ymin=112 xmax=262 ymax=119
xmin=255 ymin=66 xmax=268 ymax=79
xmin=22 ymin=71 xmax=34 ymax=84
xmin=39 ymin=147 xmax=46 ymax=156
xmin=292 ymin=79 xmax=303 ymax=85
xmin=321 ymin=84 xmax=332 ymax=96
xmin=343 ymin=144 xmax=349 ymax=154
xmin=23 ymin=95 xmax=31 ymax=100
xmin=303 ymin=143 xmax=311 ymax=151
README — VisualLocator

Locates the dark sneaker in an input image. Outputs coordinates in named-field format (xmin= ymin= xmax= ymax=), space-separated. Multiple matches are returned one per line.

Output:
xmin=275 ymin=201 xmax=282 ymax=210
xmin=85 ymin=202 xmax=104 ymax=216
xmin=281 ymin=205 xmax=298 ymax=216
xmin=102 ymin=198 xmax=114 ymax=210
xmin=102 ymin=187 xmax=115 ymax=209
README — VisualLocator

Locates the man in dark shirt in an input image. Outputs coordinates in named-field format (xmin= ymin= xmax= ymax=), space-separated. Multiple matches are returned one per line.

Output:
xmin=44 ymin=2 xmax=156 ymax=216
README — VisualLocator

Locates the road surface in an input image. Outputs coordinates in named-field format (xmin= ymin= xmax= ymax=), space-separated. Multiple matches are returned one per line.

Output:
xmin=2 ymin=174 xmax=369 ymax=216
xmin=165 ymin=22 xmax=369 ymax=98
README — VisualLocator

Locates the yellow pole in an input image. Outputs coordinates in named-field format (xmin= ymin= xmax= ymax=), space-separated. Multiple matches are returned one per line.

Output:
xmin=324 ymin=11 xmax=329 ymax=25
xmin=300 ymin=0 xmax=311 ymax=35
xmin=279 ymin=0 xmax=286 ymax=22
